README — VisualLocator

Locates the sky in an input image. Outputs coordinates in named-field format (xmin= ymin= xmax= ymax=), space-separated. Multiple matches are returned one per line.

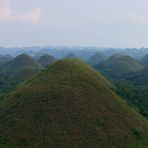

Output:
xmin=0 ymin=0 xmax=148 ymax=48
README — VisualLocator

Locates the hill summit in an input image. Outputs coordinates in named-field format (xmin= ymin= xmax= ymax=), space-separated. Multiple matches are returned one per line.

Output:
xmin=87 ymin=52 xmax=107 ymax=66
xmin=0 ymin=59 xmax=147 ymax=147
xmin=38 ymin=54 xmax=56 ymax=67
xmin=95 ymin=54 xmax=143 ymax=78
xmin=0 ymin=54 xmax=43 ymax=80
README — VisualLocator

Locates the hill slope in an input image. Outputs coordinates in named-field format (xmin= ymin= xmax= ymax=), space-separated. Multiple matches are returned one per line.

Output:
xmin=0 ymin=54 xmax=43 ymax=80
xmin=141 ymin=54 xmax=148 ymax=65
xmin=0 ymin=59 xmax=147 ymax=148
xmin=0 ymin=55 xmax=12 ymax=68
xmin=87 ymin=52 xmax=107 ymax=66
xmin=38 ymin=54 xmax=56 ymax=67
xmin=95 ymin=54 xmax=143 ymax=78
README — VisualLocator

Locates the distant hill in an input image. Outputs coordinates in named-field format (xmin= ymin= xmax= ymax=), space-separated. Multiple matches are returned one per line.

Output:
xmin=0 ymin=59 xmax=147 ymax=147
xmin=141 ymin=54 xmax=148 ymax=65
xmin=95 ymin=54 xmax=143 ymax=78
xmin=0 ymin=54 xmax=43 ymax=81
xmin=65 ymin=53 xmax=77 ymax=58
xmin=87 ymin=52 xmax=107 ymax=66
xmin=33 ymin=55 xmax=42 ymax=61
xmin=38 ymin=54 xmax=56 ymax=67
xmin=102 ymin=48 xmax=148 ymax=60
xmin=124 ymin=66 xmax=148 ymax=85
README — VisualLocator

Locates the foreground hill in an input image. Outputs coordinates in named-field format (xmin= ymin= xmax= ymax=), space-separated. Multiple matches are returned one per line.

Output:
xmin=0 ymin=54 xmax=43 ymax=81
xmin=141 ymin=54 xmax=148 ymax=65
xmin=87 ymin=52 xmax=107 ymax=66
xmin=0 ymin=59 xmax=147 ymax=148
xmin=38 ymin=54 xmax=56 ymax=67
xmin=95 ymin=54 xmax=143 ymax=78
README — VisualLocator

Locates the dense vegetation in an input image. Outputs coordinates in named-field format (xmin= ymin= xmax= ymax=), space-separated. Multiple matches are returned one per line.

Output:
xmin=113 ymin=80 xmax=148 ymax=119
xmin=0 ymin=59 xmax=147 ymax=147
xmin=0 ymin=75 xmax=19 ymax=102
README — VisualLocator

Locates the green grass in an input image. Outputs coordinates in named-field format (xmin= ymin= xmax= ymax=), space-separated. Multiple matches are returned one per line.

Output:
xmin=0 ymin=59 xmax=147 ymax=148
xmin=0 ymin=54 xmax=43 ymax=78
xmin=95 ymin=54 xmax=143 ymax=78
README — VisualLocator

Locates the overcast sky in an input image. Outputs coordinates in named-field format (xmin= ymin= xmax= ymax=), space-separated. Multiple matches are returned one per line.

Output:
xmin=0 ymin=0 xmax=148 ymax=48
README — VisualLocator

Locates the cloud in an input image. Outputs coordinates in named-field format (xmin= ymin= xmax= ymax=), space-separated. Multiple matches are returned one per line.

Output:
xmin=12 ymin=9 xmax=42 ymax=24
xmin=0 ymin=0 xmax=42 ymax=23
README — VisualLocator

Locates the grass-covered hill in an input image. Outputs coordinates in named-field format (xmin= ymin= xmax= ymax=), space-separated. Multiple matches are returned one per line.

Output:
xmin=141 ymin=54 xmax=148 ymax=65
xmin=95 ymin=54 xmax=143 ymax=78
xmin=65 ymin=53 xmax=77 ymax=58
xmin=87 ymin=52 xmax=107 ymax=66
xmin=0 ymin=54 xmax=43 ymax=102
xmin=0 ymin=54 xmax=43 ymax=80
xmin=38 ymin=54 xmax=56 ymax=67
xmin=124 ymin=66 xmax=148 ymax=85
xmin=0 ymin=59 xmax=147 ymax=148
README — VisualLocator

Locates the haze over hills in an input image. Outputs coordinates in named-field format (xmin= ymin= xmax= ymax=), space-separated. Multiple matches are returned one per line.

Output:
xmin=0 ymin=46 xmax=148 ymax=60
xmin=95 ymin=54 xmax=143 ymax=79
xmin=101 ymin=48 xmax=148 ymax=60
xmin=0 ymin=59 xmax=147 ymax=147
xmin=38 ymin=54 xmax=56 ymax=67
xmin=65 ymin=53 xmax=77 ymax=58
